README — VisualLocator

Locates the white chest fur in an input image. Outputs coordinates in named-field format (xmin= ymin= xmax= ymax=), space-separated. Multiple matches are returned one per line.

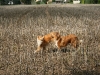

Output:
xmin=37 ymin=38 xmax=43 ymax=47
xmin=55 ymin=40 xmax=58 ymax=47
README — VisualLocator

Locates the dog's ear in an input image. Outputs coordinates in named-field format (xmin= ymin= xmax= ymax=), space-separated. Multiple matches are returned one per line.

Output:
xmin=37 ymin=36 xmax=44 ymax=40
xmin=41 ymin=36 xmax=44 ymax=41
xmin=37 ymin=36 xmax=39 ymax=39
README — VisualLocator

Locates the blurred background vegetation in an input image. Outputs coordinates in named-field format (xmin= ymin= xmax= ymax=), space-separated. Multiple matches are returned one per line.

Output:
xmin=0 ymin=0 xmax=100 ymax=5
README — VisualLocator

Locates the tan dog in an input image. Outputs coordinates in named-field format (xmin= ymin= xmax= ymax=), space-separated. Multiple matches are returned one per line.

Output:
xmin=34 ymin=32 xmax=60 ymax=53
xmin=55 ymin=34 xmax=79 ymax=49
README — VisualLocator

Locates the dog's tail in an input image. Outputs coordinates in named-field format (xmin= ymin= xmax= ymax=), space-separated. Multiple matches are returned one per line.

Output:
xmin=79 ymin=40 xmax=83 ymax=44
xmin=74 ymin=38 xmax=83 ymax=49
xmin=76 ymin=39 xmax=83 ymax=49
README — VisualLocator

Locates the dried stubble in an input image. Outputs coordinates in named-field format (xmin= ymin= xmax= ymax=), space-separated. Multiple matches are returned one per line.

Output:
xmin=0 ymin=5 xmax=100 ymax=75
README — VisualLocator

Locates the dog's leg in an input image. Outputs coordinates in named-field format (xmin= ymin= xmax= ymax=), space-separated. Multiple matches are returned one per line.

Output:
xmin=57 ymin=47 xmax=62 ymax=60
xmin=34 ymin=46 xmax=41 ymax=53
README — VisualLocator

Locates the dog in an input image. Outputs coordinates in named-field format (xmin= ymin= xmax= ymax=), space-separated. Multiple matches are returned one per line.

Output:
xmin=34 ymin=32 xmax=60 ymax=53
xmin=55 ymin=34 xmax=79 ymax=49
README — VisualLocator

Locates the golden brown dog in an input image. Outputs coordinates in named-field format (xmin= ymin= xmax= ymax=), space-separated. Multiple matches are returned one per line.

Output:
xmin=55 ymin=34 xmax=79 ymax=49
xmin=34 ymin=32 xmax=60 ymax=53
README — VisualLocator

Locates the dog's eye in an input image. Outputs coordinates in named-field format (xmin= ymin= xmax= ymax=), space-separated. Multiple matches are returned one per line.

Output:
xmin=40 ymin=38 xmax=44 ymax=41
xmin=51 ymin=36 xmax=54 ymax=38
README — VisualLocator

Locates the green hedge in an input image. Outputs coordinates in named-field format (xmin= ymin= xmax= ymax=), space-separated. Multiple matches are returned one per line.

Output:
xmin=83 ymin=0 xmax=99 ymax=4
xmin=98 ymin=0 xmax=100 ymax=3
xmin=43 ymin=0 xmax=48 ymax=4
xmin=84 ymin=0 xmax=91 ymax=4
xmin=52 ymin=0 xmax=55 ymax=2
xmin=80 ymin=0 xmax=85 ymax=4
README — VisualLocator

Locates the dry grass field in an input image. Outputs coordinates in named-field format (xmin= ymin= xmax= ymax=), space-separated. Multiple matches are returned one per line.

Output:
xmin=0 ymin=4 xmax=100 ymax=75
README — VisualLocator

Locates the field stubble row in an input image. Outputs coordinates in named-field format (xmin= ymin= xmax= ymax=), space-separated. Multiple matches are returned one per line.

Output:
xmin=0 ymin=5 xmax=100 ymax=75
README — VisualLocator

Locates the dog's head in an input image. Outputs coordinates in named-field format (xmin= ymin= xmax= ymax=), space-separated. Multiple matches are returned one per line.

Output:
xmin=50 ymin=32 xmax=61 ymax=41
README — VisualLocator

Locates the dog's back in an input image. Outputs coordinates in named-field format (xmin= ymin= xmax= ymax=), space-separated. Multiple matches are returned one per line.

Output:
xmin=56 ymin=34 xmax=79 ymax=49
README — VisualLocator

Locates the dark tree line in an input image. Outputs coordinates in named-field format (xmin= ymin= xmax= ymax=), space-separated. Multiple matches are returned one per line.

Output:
xmin=0 ymin=0 xmax=21 ymax=5
xmin=20 ymin=0 xmax=31 ymax=4
xmin=0 ymin=0 xmax=31 ymax=5
xmin=80 ymin=0 xmax=100 ymax=4
xmin=69 ymin=0 xmax=100 ymax=4
xmin=0 ymin=0 xmax=100 ymax=5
